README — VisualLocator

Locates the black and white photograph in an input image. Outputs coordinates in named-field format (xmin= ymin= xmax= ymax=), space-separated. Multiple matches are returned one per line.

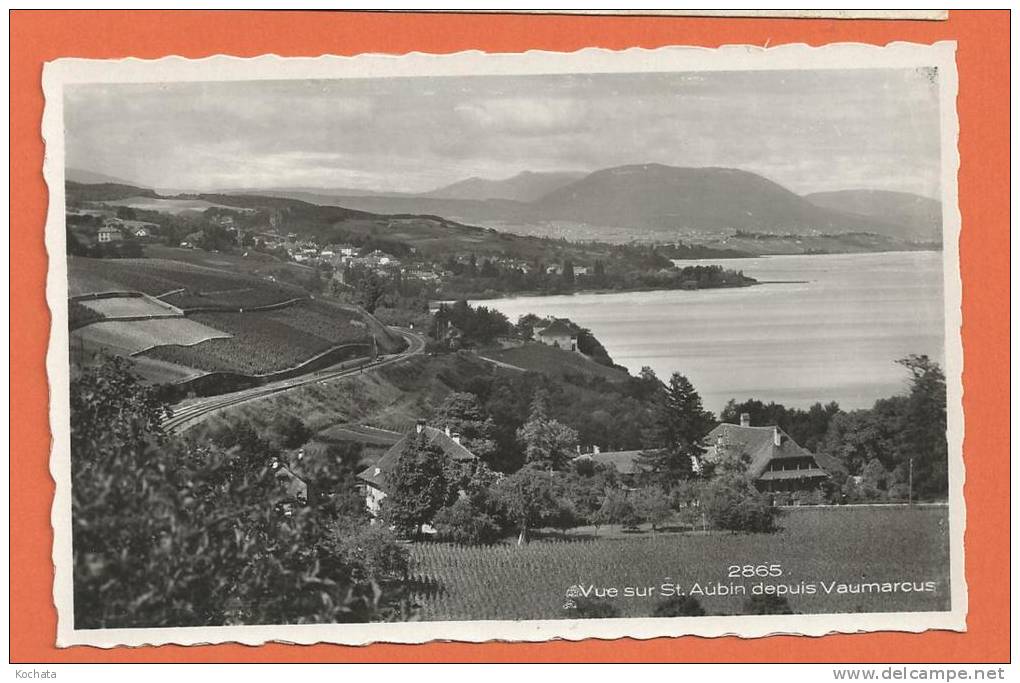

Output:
xmin=44 ymin=42 xmax=964 ymax=646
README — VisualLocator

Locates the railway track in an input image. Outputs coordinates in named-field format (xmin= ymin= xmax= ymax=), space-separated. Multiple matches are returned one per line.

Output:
xmin=162 ymin=328 xmax=426 ymax=433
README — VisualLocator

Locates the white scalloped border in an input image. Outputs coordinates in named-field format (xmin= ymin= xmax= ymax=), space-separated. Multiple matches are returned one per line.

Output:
xmin=42 ymin=40 xmax=965 ymax=649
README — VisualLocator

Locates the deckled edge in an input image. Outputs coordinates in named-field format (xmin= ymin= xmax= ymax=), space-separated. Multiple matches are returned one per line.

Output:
xmin=42 ymin=40 xmax=967 ymax=649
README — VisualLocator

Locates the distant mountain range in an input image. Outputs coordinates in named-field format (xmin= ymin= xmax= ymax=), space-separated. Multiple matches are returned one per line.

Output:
xmin=421 ymin=170 xmax=587 ymax=202
xmin=804 ymin=190 xmax=942 ymax=242
xmin=65 ymin=167 xmax=140 ymax=186
xmin=70 ymin=164 xmax=943 ymax=245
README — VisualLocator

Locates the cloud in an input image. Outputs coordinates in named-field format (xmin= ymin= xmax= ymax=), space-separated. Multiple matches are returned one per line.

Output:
xmin=454 ymin=97 xmax=588 ymax=135
xmin=63 ymin=68 xmax=942 ymax=196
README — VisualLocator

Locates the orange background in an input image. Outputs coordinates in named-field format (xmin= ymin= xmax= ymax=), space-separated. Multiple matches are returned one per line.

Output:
xmin=10 ymin=10 xmax=1010 ymax=663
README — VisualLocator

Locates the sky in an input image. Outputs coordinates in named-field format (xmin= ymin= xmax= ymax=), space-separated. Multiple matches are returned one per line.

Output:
xmin=64 ymin=67 xmax=943 ymax=197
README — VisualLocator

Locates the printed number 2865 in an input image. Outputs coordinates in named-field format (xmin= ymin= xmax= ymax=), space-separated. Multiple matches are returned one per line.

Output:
xmin=728 ymin=564 xmax=783 ymax=578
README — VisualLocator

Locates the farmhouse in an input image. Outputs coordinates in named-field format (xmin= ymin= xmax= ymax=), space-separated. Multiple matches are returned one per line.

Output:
xmin=358 ymin=420 xmax=479 ymax=515
xmin=702 ymin=414 xmax=844 ymax=494
xmin=96 ymin=225 xmax=123 ymax=243
xmin=533 ymin=318 xmax=578 ymax=352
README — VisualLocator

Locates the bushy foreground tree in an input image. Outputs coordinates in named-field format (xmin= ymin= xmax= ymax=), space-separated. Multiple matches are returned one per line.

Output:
xmin=70 ymin=357 xmax=410 ymax=629
xmin=700 ymin=472 xmax=780 ymax=533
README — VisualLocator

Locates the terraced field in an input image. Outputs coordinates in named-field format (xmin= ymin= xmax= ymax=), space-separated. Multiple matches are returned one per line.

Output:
xmin=79 ymin=295 xmax=180 ymax=319
xmin=68 ymin=256 xmax=306 ymax=308
xmin=141 ymin=300 xmax=373 ymax=374
xmin=71 ymin=318 xmax=232 ymax=356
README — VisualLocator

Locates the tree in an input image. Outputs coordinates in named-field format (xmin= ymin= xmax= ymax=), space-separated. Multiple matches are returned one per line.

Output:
xmin=290 ymin=441 xmax=368 ymax=521
xmin=562 ymin=260 xmax=575 ymax=287
xmin=433 ymin=497 xmax=504 ymax=545
xmin=70 ymin=354 xmax=171 ymax=465
xmin=897 ymin=354 xmax=948 ymax=498
xmin=433 ymin=462 xmax=506 ymax=544
xmin=595 ymin=488 xmax=640 ymax=530
xmin=495 ymin=467 xmax=563 ymax=545
xmin=516 ymin=390 xmax=579 ymax=471
xmin=70 ymin=358 xmax=410 ymax=628
xmin=562 ymin=463 xmax=618 ymax=530
xmin=352 ymin=268 xmax=388 ymax=313
xmin=640 ymin=373 xmax=714 ymax=487
xmin=631 ymin=486 xmax=673 ymax=531
xmin=381 ymin=430 xmax=454 ymax=539
xmin=268 ymin=414 xmax=312 ymax=450
xmin=700 ymin=472 xmax=779 ymax=533
xmin=432 ymin=392 xmax=498 ymax=465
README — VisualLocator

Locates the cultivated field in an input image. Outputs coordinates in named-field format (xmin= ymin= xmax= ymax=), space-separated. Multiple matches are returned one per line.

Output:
xmin=141 ymin=300 xmax=373 ymax=374
xmin=71 ymin=318 xmax=231 ymax=356
xmin=99 ymin=196 xmax=244 ymax=214
xmin=68 ymin=257 xmax=305 ymax=308
xmin=79 ymin=295 xmax=180 ymax=319
xmin=409 ymin=505 xmax=951 ymax=621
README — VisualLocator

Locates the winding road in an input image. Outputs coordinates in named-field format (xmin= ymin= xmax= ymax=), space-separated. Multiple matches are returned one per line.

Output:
xmin=163 ymin=328 xmax=426 ymax=433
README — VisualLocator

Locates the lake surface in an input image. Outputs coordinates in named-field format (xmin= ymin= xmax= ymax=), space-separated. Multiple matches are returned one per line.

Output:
xmin=474 ymin=251 xmax=947 ymax=413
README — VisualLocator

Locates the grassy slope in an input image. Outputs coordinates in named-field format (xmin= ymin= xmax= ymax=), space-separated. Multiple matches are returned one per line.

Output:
xmin=187 ymin=352 xmax=493 ymax=441
xmin=479 ymin=343 xmax=630 ymax=382
xmin=410 ymin=505 xmax=951 ymax=621
xmin=187 ymin=345 xmax=629 ymax=450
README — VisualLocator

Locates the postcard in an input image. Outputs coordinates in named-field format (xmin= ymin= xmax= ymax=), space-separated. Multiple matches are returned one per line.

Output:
xmin=43 ymin=40 xmax=964 ymax=647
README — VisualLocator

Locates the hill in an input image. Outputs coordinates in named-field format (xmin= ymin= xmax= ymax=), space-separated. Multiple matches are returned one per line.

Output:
xmin=422 ymin=171 xmax=586 ymax=202
xmin=66 ymin=180 xmax=160 ymax=203
xmin=532 ymin=164 xmax=894 ymax=235
xmin=66 ymin=168 xmax=140 ymax=186
xmin=479 ymin=343 xmax=631 ymax=383
xmin=233 ymin=165 xmax=924 ymax=248
xmin=805 ymin=189 xmax=942 ymax=242
xmin=70 ymin=181 xmax=738 ymax=266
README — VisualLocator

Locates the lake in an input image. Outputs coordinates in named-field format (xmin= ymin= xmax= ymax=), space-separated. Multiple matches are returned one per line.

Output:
xmin=474 ymin=251 xmax=947 ymax=413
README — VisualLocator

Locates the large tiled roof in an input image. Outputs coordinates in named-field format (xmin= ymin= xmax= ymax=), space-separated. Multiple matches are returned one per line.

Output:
xmin=705 ymin=423 xmax=832 ymax=480
xmin=358 ymin=426 xmax=477 ymax=490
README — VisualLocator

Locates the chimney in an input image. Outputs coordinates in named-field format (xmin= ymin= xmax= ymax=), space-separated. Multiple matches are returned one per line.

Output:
xmin=740 ymin=413 xmax=751 ymax=428
xmin=415 ymin=419 xmax=425 ymax=435
xmin=451 ymin=432 xmax=461 ymax=445
xmin=773 ymin=427 xmax=782 ymax=447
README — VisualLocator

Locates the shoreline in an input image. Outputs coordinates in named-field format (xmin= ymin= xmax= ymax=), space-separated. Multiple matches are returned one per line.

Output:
xmin=438 ymin=279 xmax=759 ymax=304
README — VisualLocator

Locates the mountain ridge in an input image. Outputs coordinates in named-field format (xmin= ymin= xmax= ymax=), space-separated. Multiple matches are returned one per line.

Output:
xmin=421 ymin=170 xmax=587 ymax=202
xmin=67 ymin=163 xmax=942 ymax=246
xmin=805 ymin=189 xmax=942 ymax=242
